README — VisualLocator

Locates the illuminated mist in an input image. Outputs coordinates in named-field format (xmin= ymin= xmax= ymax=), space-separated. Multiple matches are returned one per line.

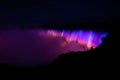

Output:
xmin=0 ymin=29 xmax=108 ymax=66
xmin=47 ymin=30 xmax=108 ymax=50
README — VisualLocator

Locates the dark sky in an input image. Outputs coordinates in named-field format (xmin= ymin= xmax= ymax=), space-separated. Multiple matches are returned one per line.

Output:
xmin=0 ymin=0 xmax=119 ymax=26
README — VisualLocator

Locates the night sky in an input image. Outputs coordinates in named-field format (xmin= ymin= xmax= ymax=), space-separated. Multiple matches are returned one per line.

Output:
xmin=0 ymin=0 xmax=119 ymax=26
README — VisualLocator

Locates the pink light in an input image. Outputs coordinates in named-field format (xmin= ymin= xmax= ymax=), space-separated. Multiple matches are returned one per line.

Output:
xmin=47 ymin=30 xmax=108 ymax=50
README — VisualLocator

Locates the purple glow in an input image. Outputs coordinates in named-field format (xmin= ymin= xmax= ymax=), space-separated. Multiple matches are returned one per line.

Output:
xmin=0 ymin=29 xmax=108 ymax=66
xmin=47 ymin=30 xmax=108 ymax=49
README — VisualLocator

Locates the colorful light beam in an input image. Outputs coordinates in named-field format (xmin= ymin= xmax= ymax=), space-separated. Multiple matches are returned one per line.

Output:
xmin=47 ymin=30 xmax=108 ymax=50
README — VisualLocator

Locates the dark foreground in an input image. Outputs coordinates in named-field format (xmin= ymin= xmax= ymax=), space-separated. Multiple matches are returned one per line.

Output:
xmin=0 ymin=21 xmax=118 ymax=79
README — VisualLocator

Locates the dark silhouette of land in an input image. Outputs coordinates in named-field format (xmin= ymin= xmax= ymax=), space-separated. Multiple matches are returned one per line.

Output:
xmin=0 ymin=20 xmax=117 ymax=78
